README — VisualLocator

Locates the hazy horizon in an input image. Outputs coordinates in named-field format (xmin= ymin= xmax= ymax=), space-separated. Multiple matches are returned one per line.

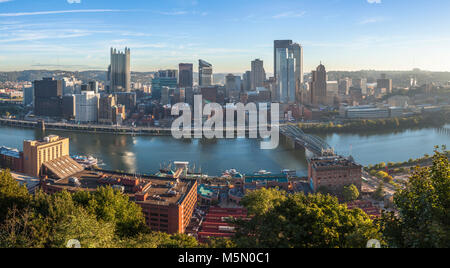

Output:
xmin=1 ymin=0 xmax=450 ymax=73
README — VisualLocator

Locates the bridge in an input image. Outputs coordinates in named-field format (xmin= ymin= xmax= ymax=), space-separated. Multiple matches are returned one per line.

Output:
xmin=280 ymin=124 xmax=335 ymax=156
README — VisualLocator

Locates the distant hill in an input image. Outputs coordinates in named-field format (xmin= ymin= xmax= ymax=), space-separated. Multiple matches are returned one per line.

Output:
xmin=2 ymin=69 xmax=449 ymax=88
xmin=326 ymin=70 xmax=450 ymax=87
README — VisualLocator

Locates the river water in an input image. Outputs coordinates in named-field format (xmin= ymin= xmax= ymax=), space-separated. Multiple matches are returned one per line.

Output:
xmin=0 ymin=125 xmax=448 ymax=176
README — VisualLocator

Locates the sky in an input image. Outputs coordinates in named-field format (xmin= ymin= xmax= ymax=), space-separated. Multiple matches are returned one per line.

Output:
xmin=1 ymin=0 xmax=450 ymax=73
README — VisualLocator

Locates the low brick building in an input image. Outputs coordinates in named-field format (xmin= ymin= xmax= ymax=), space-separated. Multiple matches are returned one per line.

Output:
xmin=41 ymin=170 xmax=197 ymax=234
xmin=308 ymin=155 xmax=362 ymax=193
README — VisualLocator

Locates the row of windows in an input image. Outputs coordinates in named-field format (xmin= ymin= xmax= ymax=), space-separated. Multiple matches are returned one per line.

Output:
xmin=37 ymin=144 xmax=63 ymax=167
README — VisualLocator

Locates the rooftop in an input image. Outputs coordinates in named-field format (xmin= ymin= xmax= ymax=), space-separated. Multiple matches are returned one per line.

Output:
xmin=244 ymin=174 xmax=289 ymax=184
xmin=0 ymin=146 xmax=21 ymax=158
xmin=44 ymin=170 xmax=195 ymax=206
xmin=310 ymin=156 xmax=361 ymax=170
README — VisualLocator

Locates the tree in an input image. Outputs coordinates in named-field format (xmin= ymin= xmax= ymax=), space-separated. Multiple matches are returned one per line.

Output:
xmin=72 ymin=186 xmax=147 ymax=237
xmin=48 ymin=206 xmax=116 ymax=248
xmin=118 ymin=232 xmax=199 ymax=248
xmin=343 ymin=184 xmax=360 ymax=202
xmin=373 ymin=181 xmax=385 ymax=201
xmin=381 ymin=147 xmax=450 ymax=248
xmin=0 ymin=169 xmax=31 ymax=222
xmin=233 ymin=189 xmax=382 ymax=248
xmin=240 ymin=187 xmax=287 ymax=216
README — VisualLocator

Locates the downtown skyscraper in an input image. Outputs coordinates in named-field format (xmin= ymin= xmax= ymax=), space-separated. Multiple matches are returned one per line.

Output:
xmin=198 ymin=59 xmax=213 ymax=87
xmin=179 ymin=63 xmax=193 ymax=88
xmin=274 ymin=40 xmax=304 ymax=103
xmin=109 ymin=47 xmax=131 ymax=92
xmin=251 ymin=59 xmax=266 ymax=90
xmin=310 ymin=63 xmax=327 ymax=105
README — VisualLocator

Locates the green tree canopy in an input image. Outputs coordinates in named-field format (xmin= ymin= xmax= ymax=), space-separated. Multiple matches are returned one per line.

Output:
xmin=343 ymin=184 xmax=360 ymax=202
xmin=233 ymin=189 xmax=382 ymax=248
xmin=0 ymin=169 xmax=31 ymax=221
xmin=381 ymin=147 xmax=450 ymax=248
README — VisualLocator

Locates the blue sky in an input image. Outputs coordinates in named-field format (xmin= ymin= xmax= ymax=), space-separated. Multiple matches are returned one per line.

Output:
xmin=1 ymin=0 xmax=450 ymax=73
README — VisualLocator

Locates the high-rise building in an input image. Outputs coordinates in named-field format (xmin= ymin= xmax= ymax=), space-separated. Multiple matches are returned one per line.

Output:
xmin=275 ymin=48 xmax=296 ymax=103
xmin=377 ymin=74 xmax=393 ymax=94
xmin=158 ymin=69 xmax=178 ymax=79
xmin=75 ymin=91 xmax=100 ymax=123
xmin=274 ymin=40 xmax=304 ymax=102
xmin=109 ymin=47 xmax=131 ymax=92
xmin=352 ymin=78 xmax=367 ymax=94
xmin=114 ymin=92 xmax=137 ymax=114
xmin=225 ymin=74 xmax=242 ymax=92
xmin=23 ymin=86 xmax=34 ymax=106
xmin=251 ymin=59 xmax=265 ymax=90
xmin=33 ymin=77 xmax=63 ymax=117
xmin=89 ymin=81 xmax=99 ymax=93
xmin=161 ymin=87 xmax=170 ymax=105
xmin=98 ymin=94 xmax=117 ymax=124
xmin=62 ymin=95 xmax=76 ymax=120
xmin=179 ymin=63 xmax=193 ymax=88
xmin=151 ymin=72 xmax=178 ymax=101
xmin=338 ymin=78 xmax=352 ymax=96
xmin=199 ymin=60 xmax=213 ymax=86
xmin=243 ymin=71 xmax=251 ymax=91
xmin=310 ymin=63 xmax=327 ymax=105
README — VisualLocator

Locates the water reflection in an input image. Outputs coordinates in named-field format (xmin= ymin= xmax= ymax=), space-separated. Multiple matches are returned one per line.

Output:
xmin=0 ymin=124 xmax=448 ymax=176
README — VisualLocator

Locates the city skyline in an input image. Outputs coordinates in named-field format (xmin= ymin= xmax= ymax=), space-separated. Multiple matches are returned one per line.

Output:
xmin=1 ymin=0 xmax=450 ymax=73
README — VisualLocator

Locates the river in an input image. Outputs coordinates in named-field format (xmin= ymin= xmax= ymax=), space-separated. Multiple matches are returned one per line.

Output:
xmin=0 ymin=124 xmax=448 ymax=177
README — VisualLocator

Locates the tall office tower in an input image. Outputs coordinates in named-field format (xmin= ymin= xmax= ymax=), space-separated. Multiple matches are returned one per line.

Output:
xmin=274 ymin=40 xmax=304 ymax=100
xmin=98 ymin=94 xmax=117 ymax=124
xmin=62 ymin=95 xmax=76 ymax=120
xmin=275 ymin=48 xmax=297 ymax=103
xmin=114 ymin=92 xmax=137 ymax=114
xmin=338 ymin=77 xmax=352 ymax=96
xmin=310 ymin=63 xmax=327 ymax=106
xmin=158 ymin=69 xmax=178 ymax=79
xmin=352 ymin=78 xmax=367 ymax=94
xmin=179 ymin=63 xmax=193 ymax=88
xmin=151 ymin=70 xmax=178 ymax=101
xmin=377 ymin=74 xmax=393 ymax=94
xmin=75 ymin=91 xmax=100 ymax=123
xmin=251 ymin=59 xmax=266 ymax=90
xmin=161 ymin=87 xmax=170 ymax=105
xmin=199 ymin=59 xmax=213 ymax=86
xmin=243 ymin=71 xmax=252 ymax=91
xmin=225 ymin=74 xmax=242 ymax=99
xmin=89 ymin=81 xmax=99 ymax=93
xmin=185 ymin=87 xmax=194 ymax=106
xmin=23 ymin=86 xmax=34 ymax=106
xmin=109 ymin=47 xmax=131 ymax=92
xmin=201 ymin=86 xmax=218 ymax=103
xmin=33 ymin=77 xmax=63 ymax=117
xmin=81 ymin=84 xmax=90 ymax=92
xmin=225 ymin=74 xmax=242 ymax=92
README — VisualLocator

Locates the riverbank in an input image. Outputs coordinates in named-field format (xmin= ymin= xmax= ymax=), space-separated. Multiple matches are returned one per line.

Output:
xmin=297 ymin=110 xmax=450 ymax=134
xmin=365 ymin=148 xmax=450 ymax=175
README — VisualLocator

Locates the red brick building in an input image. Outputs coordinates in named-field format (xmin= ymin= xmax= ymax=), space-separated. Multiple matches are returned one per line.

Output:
xmin=42 ymin=170 xmax=197 ymax=234
xmin=308 ymin=155 xmax=362 ymax=193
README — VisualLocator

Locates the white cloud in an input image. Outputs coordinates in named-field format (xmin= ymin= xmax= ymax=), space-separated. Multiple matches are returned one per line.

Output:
xmin=273 ymin=11 xmax=306 ymax=19
xmin=359 ymin=16 xmax=385 ymax=24
xmin=367 ymin=0 xmax=381 ymax=4
xmin=0 ymin=9 xmax=122 ymax=17
xmin=67 ymin=0 xmax=81 ymax=3
xmin=0 ymin=0 xmax=13 ymax=3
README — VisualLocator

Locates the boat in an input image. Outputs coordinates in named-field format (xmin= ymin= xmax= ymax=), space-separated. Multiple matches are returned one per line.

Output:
xmin=222 ymin=169 xmax=243 ymax=178
xmin=71 ymin=155 xmax=98 ymax=167
xmin=281 ymin=169 xmax=297 ymax=177
xmin=255 ymin=170 xmax=272 ymax=175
